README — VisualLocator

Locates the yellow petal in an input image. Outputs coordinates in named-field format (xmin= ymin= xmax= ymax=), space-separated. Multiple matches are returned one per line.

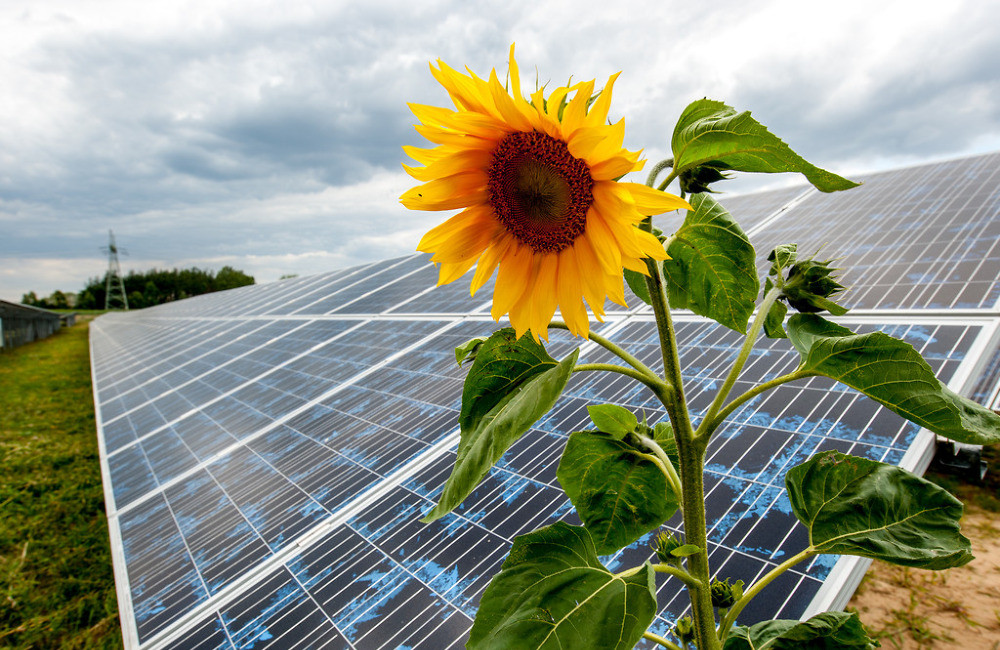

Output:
xmin=427 ymin=214 xmax=498 ymax=264
xmin=508 ymin=44 xmax=523 ymax=105
xmin=586 ymin=72 xmax=620 ymax=127
xmin=572 ymin=235 xmax=608 ymax=318
xmin=400 ymin=172 xmax=488 ymax=211
xmin=620 ymin=182 xmax=692 ymax=215
xmin=417 ymin=204 xmax=492 ymax=251
xmin=404 ymin=148 xmax=493 ymax=182
xmin=635 ymin=228 xmax=669 ymax=261
xmin=557 ymin=247 xmax=590 ymax=337
xmin=470 ymin=235 xmax=509 ymax=296
xmin=605 ymin=272 xmax=627 ymax=307
xmin=565 ymin=126 xmax=609 ymax=161
xmin=561 ymin=80 xmax=595 ymax=135
xmin=437 ymin=256 xmax=478 ymax=285
xmin=584 ymin=207 xmax=623 ymax=275
xmin=491 ymin=243 xmax=534 ymax=321
xmin=488 ymin=70 xmax=534 ymax=132
xmin=528 ymin=253 xmax=559 ymax=340
xmin=589 ymin=155 xmax=641 ymax=181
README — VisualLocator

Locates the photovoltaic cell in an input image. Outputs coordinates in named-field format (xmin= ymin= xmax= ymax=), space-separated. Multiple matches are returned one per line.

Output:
xmin=747 ymin=152 xmax=1000 ymax=310
xmin=91 ymin=151 xmax=1000 ymax=649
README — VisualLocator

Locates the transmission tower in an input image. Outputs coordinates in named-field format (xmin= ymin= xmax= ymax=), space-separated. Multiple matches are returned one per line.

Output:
xmin=103 ymin=230 xmax=129 ymax=311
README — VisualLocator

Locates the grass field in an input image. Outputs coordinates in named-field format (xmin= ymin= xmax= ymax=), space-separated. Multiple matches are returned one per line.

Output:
xmin=0 ymin=321 xmax=121 ymax=649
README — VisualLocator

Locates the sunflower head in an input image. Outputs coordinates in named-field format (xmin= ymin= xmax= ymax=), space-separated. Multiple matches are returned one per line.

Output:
xmin=401 ymin=45 xmax=690 ymax=341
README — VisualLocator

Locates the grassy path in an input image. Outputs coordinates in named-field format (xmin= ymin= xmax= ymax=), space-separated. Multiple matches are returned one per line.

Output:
xmin=0 ymin=322 xmax=121 ymax=649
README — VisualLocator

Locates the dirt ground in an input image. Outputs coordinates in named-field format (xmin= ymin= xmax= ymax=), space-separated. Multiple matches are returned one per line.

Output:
xmin=850 ymin=478 xmax=1000 ymax=649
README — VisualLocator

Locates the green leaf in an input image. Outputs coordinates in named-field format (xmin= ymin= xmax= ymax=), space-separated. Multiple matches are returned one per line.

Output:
xmin=623 ymin=267 xmax=652 ymax=306
xmin=724 ymin=611 xmax=877 ymax=649
xmin=422 ymin=343 xmax=579 ymax=523
xmin=787 ymin=314 xmax=1000 ymax=445
xmin=768 ymin=243 xmax=798 ymax=275
xmin=586 ymin=404 xmax=639 ymax=439
xmin=671 ymin=99 xmax=859 ymax=193
xmin=455 ymin=336 xmax=488 ymax=366
xmin=557 ymin=431 xmax=679 ymax=554
xmin=763 ymin=292 xmax=788 ymax=339
xmin=663 ymin=193 xmax=759 ymax=333
xmin=458 ymin=328 xmax=557 ymax=435
xmin=670 ymin=544 xmax=701 ymax=558
xmin=468 ymin=522 xmax=657 ymax=650
xmin=786 ymin=451 xmax=972 ymax=569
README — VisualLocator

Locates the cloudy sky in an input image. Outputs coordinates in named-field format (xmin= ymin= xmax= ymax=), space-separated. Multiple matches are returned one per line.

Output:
xmin=3 ymin=0 xmax=999 ymax=302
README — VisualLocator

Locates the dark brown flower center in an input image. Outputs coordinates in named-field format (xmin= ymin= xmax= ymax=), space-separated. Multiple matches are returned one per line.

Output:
xmin=487 ymin=131 xmax=593 ymax=253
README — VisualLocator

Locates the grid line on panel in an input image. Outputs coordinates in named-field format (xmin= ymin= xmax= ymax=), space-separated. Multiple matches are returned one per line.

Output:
xmin=286 ymin=255 xmax=426 ymax=316
xmin=110 ymin=318 xmax=462 ymax=518
xmin=142 ymin=422 xmax=465 ymax=650
xmin=747 ymin=153 xmax=1000 ymax=311
xmin=101 ymin=318 xmax=323 ymax=427
xmin=139 ymin=321 xmax=612 ymax=650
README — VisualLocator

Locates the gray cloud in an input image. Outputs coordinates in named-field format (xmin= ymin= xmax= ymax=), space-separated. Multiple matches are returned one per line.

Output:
xmin=3 ymin=0 xmax=1000 ymax=300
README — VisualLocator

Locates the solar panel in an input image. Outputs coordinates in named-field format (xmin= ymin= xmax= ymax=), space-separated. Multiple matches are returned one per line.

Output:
xmin=91 ymin=152 xmax=1000 ymax=649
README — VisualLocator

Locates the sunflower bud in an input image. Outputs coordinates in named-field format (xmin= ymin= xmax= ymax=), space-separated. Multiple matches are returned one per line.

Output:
xmin=709 ymin=577 xmax=744 ymax=609
xmin=766 ymin=244 xmax=849 ymax=316
xmin=678 ymin=161 xmax=731 ymax=194
xmin=653 ymin=531 xmax=682 ymax=563
xmin=674 ymin=616 xmax=695 ymax=645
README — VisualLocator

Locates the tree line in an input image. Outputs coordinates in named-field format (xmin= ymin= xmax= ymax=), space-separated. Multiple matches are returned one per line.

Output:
xmin=21 ymin=266 xmax=255 ymax=310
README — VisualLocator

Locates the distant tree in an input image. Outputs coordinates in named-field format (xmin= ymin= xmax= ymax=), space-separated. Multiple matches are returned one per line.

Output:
xmin=26 ymin=265 xmax=256 ymax=312
xmin=77 ymin=290 xmax=97 ymax=310
xmin=215 ymin=266 xmax=254 ymax=291
xmin=48 ymin=291 xmax=70 ymax=309
xmin=279 ymin=273 xmax=299 ymax=280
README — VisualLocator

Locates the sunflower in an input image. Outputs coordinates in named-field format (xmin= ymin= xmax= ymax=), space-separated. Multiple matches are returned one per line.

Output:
xmin=401 ymin=45 xmax=690 ymax=341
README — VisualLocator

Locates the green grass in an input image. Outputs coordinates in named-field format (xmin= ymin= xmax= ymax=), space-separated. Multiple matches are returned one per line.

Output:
xmin=0 ymin=322 xmax=121 ymax=649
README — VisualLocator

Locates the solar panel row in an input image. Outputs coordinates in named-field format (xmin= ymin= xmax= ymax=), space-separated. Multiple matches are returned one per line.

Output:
xmin=91 ymin=152 xmax=1000 ymax=649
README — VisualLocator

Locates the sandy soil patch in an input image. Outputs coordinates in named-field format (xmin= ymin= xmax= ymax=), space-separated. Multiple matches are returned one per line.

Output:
xmin=850 ymin=502 xmax=1000 ymax=649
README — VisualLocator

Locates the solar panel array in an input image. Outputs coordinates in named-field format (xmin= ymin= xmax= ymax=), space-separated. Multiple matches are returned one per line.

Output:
xmin=91 ymin=151 xmax=1000 ymax=649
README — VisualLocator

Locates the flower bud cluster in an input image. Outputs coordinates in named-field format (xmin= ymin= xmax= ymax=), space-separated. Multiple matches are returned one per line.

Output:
xmin=766 ymin=243 xmax=849 ymax=316
xmin=709 ymin=577 xmax=744 ymax=609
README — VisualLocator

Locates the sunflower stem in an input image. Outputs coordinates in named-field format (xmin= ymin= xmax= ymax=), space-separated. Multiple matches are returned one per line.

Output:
xmin=550 ymin=321 xmax=667 ymax=389
xmin=652 ymin=563 xmax=703 ymax=590
xmin=641 ymin=258 xmax=719 ymax=650
xmin=643 ymin=631 xmax=684 ymax=650
xmin=694 ymin=287 xmax=783 ymax=442
xmin=635 ymin=433 xmax=682 ymax=504
xmin=717 ymin=548 xmax=816 ymax=641
xmin=657 ymin=169 xmax=679 ymax=193
xmin=646 ymin=158 xmax=674 ymax=188
xmin=571 ymin=363 xmax=669 ymax=398
xmin=711 ymin=369 xmax=814 ymax=432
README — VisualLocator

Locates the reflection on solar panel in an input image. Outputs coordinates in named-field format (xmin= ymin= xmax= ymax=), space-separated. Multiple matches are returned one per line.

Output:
xmin=91 ymin=152 xmax=1000 ymax=649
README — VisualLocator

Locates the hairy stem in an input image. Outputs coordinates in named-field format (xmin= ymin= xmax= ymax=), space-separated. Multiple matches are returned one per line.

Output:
xmin=642 ymin=258 xmax=719 ymax=650
xmin=643 ymin=631 xmax=684 ymax=650
xmin=646 ymin=158 xmax=675 ymax=189
xmin=657 ymin=169 xmax=679 ymax=193
xmin=652 ymin=563 xmax=703 ymax=590
xmin=711 ymin=369 xmax=814 ymax=427
xmin=635 ymin=433 xmax=682 ymax=503
xmin=717 ymin=547 xmax=817 ymax=640
xmin=695 ymin=287 xmax=783 ymax=441
xmin=551 ymin=321 xmax=666 ymax=388
xmin=572 ymin=362 xmax=668 ymax=396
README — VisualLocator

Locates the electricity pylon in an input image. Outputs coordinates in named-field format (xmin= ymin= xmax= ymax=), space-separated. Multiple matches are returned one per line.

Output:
xmin=103 ymin=230 xmax=129 ymax=311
